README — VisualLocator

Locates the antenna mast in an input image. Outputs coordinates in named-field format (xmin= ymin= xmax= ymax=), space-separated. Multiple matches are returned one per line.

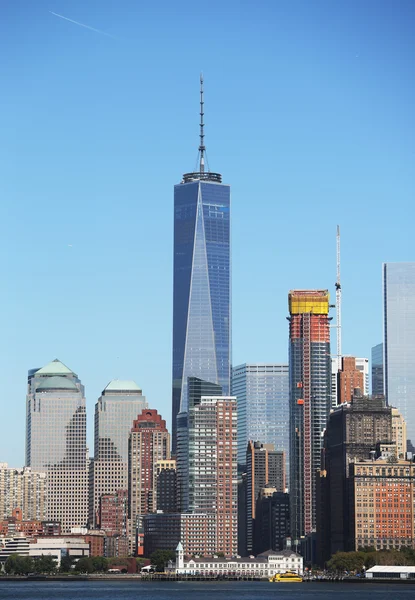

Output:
xmin=199 ymin=73 xmax=205 ymax=173
xmin=335 ymin=225 xmax=342 ymax=362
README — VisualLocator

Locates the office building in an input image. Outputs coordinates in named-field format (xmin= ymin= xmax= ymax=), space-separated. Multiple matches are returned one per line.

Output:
xmin=383 ymin=262 xmax=415 ymax=448
xmin=245 ymin=441 xmax=285 ymax=554
xmin=331 ymin=356 xmax=368 ymax=408
xmin=155 ymin=459 xmax=177 ymax=513
xmin=349 ymin=455 xmax=415 ymax=551
xmin=254 ymin=488 xmax=290 ymax=555
xmin=172 ymin=77 xmax=231 ymax=452
xmin=143 ymin=512 xmax=216 ymax=557
xmin=90 ymin=380 xmax=147 ymax=526
xmin=25 ymin=359 xmax=88 ymax=533
xmin=128 ymin=409 xmax=170 ymax=554
xmin=318 ymin=391 xmax=394 ymax=560
xmin=372 ymin=343 xmax=384 ymax=398
xmin=288 ymin=290 xmax=331 ymax=539
xmin=232 ymin=364 xmax=289 ymax=474
xmin=337 ymin=357 xmax=364 ymax=404
xmin=176 ymin=377 xmax=222 ymax=513
xmin=99 ymin=489 xmax=128 ymax=537
xmin=188 ymin=395 xmax=238 ymax=556
xmin=391 ymin=408 xmax=407 ymax=458
xmin=0 ymin=464 xmax=47 ymax=521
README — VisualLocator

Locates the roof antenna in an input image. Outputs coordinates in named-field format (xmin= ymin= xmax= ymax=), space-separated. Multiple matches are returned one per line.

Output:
xmin=199 ymin=73 xmax=205 ymax=173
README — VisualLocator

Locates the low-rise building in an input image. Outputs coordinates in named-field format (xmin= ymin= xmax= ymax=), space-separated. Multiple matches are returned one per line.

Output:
xmin=170 ymin=543 xmax=303 ymax=577
xmin=29 ymin=537 xmax=90 ymax=566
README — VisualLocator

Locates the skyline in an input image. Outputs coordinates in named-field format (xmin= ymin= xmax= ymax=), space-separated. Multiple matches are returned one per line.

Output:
xmin=1 ymin=0 xmax=414 ymax=465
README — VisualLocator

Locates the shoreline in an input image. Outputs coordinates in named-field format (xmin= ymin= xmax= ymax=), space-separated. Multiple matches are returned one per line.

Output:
xmin=0 ymin=574 xmax=414 ymax=584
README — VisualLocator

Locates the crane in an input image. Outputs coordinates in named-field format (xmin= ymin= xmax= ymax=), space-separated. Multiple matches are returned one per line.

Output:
xmin=335 ymin=225 xmax=342 ymax=363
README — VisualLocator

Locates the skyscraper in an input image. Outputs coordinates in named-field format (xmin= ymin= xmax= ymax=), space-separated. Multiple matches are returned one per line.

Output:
xmin=383 ymin=262 xmax=415 ymax=448
xmin=128 ymin=409 xmax=170 ymax=555
xmin=25 ymin=359 xmax=88 ymax=533
xmin=232 ymin=364 xmax=289 ymax=474
xmin=318 ymin=391 xmax=393 ymax=558
xmin=188 ymin=395 xmax=238 ymax=556
xmin=371 ymin=343 xmax=384 ymax=398
xmin=288 ymin=290 xmax=331 ymax=540
xmin=172 ymin=76 xmax=231 ymax=452
xmin=245 ymin=441 xmax=286 ymax=555
xmin=0 ymin=463 xmax=47 ymax=521
xmin=90 ymin=380 xmax=147 ymax=527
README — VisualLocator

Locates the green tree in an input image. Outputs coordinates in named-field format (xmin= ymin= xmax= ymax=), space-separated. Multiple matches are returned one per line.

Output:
xmin=149 ymin=550 xmax=176 ymax=572
xmin=33 ymin=555 xmax=57 ymax=574
xmin=4 ymin=554 xmax=34 ymax=575
xmin=60 ymin=555 xmax=75 ymax=573
xmin=74 ymin=557 xmax=95 ymax=573
xmin=91 ymin=556 xmax=108 ymax=572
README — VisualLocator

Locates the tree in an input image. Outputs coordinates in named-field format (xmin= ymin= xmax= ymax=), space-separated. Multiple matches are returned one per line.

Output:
xmin=33 ymin=555 xmax=57 ymax=574
xmin=74 ymin=557 xmax=94 ymax=573
xmin=149 ymin=550 xmax=176 ymax=572
xmin=60 ymin=555 xmax=75 ymax=573
xmin=4 ymin=554 xmax=34 ymax=575
xmin=91 ymin=556 xmax=108 ymax=572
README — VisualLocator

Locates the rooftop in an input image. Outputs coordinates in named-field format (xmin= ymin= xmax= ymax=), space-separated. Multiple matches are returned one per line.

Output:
xmin=35 ymin=359 xmax=75 ymax=377
xmin=103 ymin=380 xmax=142 ymax=393
xmin=36 ymin=376 xmax=78 ymax=392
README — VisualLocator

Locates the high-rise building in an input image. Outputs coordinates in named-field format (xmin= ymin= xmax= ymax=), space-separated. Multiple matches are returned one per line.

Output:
xmin=391 ymin=408 xmax=407 ymax=458
xmin=254 ymin=488 xmax=290 ymax=555
xmin=90 ymin=380 xmax=147 ymax=526
xmin=99 ymin=489 xmax=128 ymax=537
xmin=0 ymin=464 xmax=47 ymax=521
xmin=355 ymin=358 xmax=369 ymax=396
xmin=245 ymin=441 xmax=286 ymax=555
xmin=176 ymin=377 xmax=222 ymax=513
xmin=317 ymin=391 xmax=394 ymax=560
xmin=188 ymin=395 xmax=238 ymax=557
xmin=383 ymin=262 xmax=415 ymax=448
xmin=232 ymin=364 xmax=289 ymax=474
xmin=172 ymin=77 xmax=231 ymax=452
xmin=337 ymin=357 xmax=364 ymax=405
xmin=128 ymin=409 xmax=170 ymax=554
xmin=288 ymin=291 xmax=331 ymax=540
xmin=155 ymin=459 xmax=177 ymax=513
xmin=371 ymin=343 xmax=384 ymax=398
xmin=349 ymin=455 xmax=415 ymax=551
xmin=331 ymin=356 xmax=368 ymax=408
xmin=25 ymin=359 xmax=88 ymax=533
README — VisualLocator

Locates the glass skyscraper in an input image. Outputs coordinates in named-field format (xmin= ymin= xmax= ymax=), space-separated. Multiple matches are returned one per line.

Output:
xmin=383 ymin=263 xmax=415 ymax=448
xmin=172 ymin=78 xmax=231 ymax=451
xmin=232 ymin=364 xmax=289 ymax=478
xmin=371 ymin=343 xmax=384 ymax=398
xmin=25 ymin=359 xmax=88 ymax=533
xmin=90 ymin=380 xmax=147 ymax=526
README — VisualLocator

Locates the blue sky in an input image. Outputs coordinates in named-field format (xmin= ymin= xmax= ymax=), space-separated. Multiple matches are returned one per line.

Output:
xmin=1 ymin=0 xmax=414 ymax=465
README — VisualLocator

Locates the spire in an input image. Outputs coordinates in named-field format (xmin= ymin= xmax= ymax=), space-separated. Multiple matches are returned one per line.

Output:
xmin=199 ymin=73 xmax=205 ymax=173
xmin=182 ymin=75 xmax=222 ymax=184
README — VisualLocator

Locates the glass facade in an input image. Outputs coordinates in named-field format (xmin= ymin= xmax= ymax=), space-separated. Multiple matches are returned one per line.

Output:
xmin=383 ymin=263 xmax=415 ymax=447
xmin=91 ymin=380 xmax=147 ymax=527
xmin=172 ymin=180 xmax=231 ymax=450
xmin=25 ymin=359 xmax=88 ymax=533
xmin=231 ymin=364 xmax=289 ymax=478
xmin=371 ymin=343 xmax=384 ymax=398
xmin=95 ymin=381 xmax=147 ymax=463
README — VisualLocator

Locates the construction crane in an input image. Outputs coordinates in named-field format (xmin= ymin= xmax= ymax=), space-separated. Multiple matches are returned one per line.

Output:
xmin=335 ymin=225 xmax=342 ymax=363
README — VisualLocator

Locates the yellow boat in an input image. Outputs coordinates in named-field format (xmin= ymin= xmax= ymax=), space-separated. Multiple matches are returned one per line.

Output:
xmin=269 ymin=571 xmax=303 ymax=583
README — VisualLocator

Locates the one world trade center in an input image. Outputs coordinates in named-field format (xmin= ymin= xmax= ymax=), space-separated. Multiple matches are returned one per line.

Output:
xmin=172 ymin=76 xmax=231 ymax=452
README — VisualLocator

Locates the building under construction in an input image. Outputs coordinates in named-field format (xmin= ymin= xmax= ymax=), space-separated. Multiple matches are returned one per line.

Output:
xmin=288 ymin=290 xmax=331 ymax=541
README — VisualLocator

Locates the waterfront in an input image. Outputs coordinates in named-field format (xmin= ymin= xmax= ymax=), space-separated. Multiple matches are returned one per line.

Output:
xmin=0 ymin=581 xmax=414 ymax=600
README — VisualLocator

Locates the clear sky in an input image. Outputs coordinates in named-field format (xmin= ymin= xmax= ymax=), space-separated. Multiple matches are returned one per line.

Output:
xmin=1 ymin=0 xmax=414 ymax=465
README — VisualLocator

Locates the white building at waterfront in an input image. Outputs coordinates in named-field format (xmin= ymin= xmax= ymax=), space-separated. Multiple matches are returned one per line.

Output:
xmin=170 ymin=543 xmax=303 ymax=577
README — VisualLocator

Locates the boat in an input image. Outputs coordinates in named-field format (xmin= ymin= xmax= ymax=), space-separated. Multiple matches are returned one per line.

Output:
xmin=269 ymin=571 xmax=303 ymax=583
